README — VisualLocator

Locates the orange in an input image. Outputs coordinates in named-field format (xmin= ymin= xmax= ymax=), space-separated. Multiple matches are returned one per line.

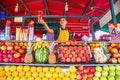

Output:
xmin=5 ymin=42 xmax=12 ymax=46
xmin=15 ymin=42 xmax=19 ymax=46
xmin=22 ymin=46 xmax=26 ymax=49
xmin=19 ymin=42 xmax=24 ymax=46
xmin=24 ymin=42 xmax=28 ymax=46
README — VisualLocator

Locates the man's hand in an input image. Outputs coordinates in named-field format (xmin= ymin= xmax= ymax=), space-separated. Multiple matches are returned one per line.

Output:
xmin=38 ymin=15 xmax=46 ymax=25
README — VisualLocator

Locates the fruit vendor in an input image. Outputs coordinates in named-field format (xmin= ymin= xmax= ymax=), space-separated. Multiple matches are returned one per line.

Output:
xmin=38 ymin=16 xmax=72 ymax=42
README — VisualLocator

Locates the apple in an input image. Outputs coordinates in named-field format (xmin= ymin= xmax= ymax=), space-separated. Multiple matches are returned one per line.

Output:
xmin=75 ymin=49 xmax=79 ymax=53
xmin=0 ymin=57 xmax=3 ymax=62
xmin=64 ymin=54 xmax=68 ymax=58
xmin=9 ymin=58 xmax=15 ymax=63
xmin=109 ymin=70 xmax=115 ymax=76
xmin=87 ymin=77 xmax=93 ymax=80
xmin=10 ymin=50 xmax=16 ymax=54
xmin=81 ymin=56 xmax=86 ymax=62
xmin=15 ymin=58 xmax=21 ymax=63
xmin=76 ymin=70 xmax=84 ymax=74
xmin=109 ymin=66 xmax=115 ymax=71
xmin=14 ymin=53 xmax=21 ymax=58
xmin=58 ymin=54 xmax=63 ymax=58
xmin=107 ymin=76 xmax=115 ymax=80
xmin=68 ymin=54 xmax=73 ymax=58
xmin=111 ymin=58 xmax=117 ymax=64
xmin=115 ymin=75 xmax=120 ymax=80
xmin=71 ymin=51 xmax=76 ymax=55
xmin=93 ymin=77 xmax=99 ymax=80
xmin=94 ymin=72 xmax=101 ymax=77
xmin=95 ymin=66 xmax=102 ymax=72
xmin=69 ymin=46 xmax=74 ymax=51
xmin=111 ymin=48 xmax=118 ymax=53
xmin=61 ymin=50 xmax=65 ymax=54
xmin=78 ymin=53 xmax=83 ymax=57
xmin=0 ymin=53 xmax=2 ymax=57
xmin=113 ymin=53 xmax=120 ymax=58
xmin=8 ymin=53 xmax=14 ymax=58
xmin=3 ymin=58 xmax=9 ymax=62
xmin=61 ymin=57 xmax=65 ymax=62
xmin=78 ymin=46 xmax=82 ymax=50
xmin=78 ymin=66 xmax=83 ymax=70
xmin=59 ymin=46 xmax=64 ymax=50
xmin=115 ymin=70 xmax=120 ymax=75
xmin=21 ymin=57 xmax=24 ymax=63
xmin=1 ymin=45 xmax=7 ymax=51
xmin=118 ymin=58 xmax=120 ymax=63
xmin=7 ymin=50 xmax=11 ymax=54
xmin=7 ymin=46 xmax=13 ymax=50
xmin=66 ymin=50 xmax=70 ymax=54
xmin=103 ymin=66 xmax=109 ymax=71
xmin=2 ymin=50 xmax=7 ymax=54
xmin=66 ymin=58 xmax=71 ymax=62
xmin=71 ymin=57 xmax=76 ymax=62
xmin=89 ymin=67 xmax=96 ymax=73
xmin=80 ymin=50 xmax=84 ymax=54
xmin=64 ymin=47 xmax=68 ymax=51
xmin=86 ymin=57 xmax=90 ymax=61
xmin=76 ymin=75 xmax=82 ymax=80
xmin=100 ymin=76 xmax=107 ymax=80
xmin=81 ymin=73 xmax=87 ymax=79
xmin=87 ymin=72 xmax=94 ymax=77
xmin=116 ymin=66 xmax=120 ymax=70
xmin=101 ymin=70 xmax=108 ymax=77
xmin=83 ymin=67 xmax=89 ymax=73
xmin=3 ymin=53 xmax=8 ymax=58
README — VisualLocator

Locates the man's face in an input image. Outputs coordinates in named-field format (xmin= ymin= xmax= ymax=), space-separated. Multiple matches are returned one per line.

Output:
xmin=60 ymin=18 xmax=67 ymax=29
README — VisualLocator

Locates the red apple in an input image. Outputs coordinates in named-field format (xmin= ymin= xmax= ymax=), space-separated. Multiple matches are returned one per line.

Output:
xmin=11 ymin=50 xmax=16 ymax=54
xmin=75 ymin=49 xmax=79 ymax=53
xmin=71 ymin=51 xmax=76 ymax=55
xmin=68 ymin=54 xmax=73 ymax=58
xmin=66 ymin=58 xmax=71 ymax=62
xmin=78 ymin=53 xmax=83 ymax=57
xmin=71 ymin=57 xmax=76 ymax=62
xmin=0 ymin=53 xmax=2 ymax=57
xmin=2 ymin=50 xmax=7 ymax=54
xmin=59 ymin=46 xmax=64 ymax=50
xmin=21 ymin=54 xmax=25 ymax=58
xmin=11 ymin=42 xmax=15 ymax=46
xmin=74 ymin=46 xmax=77 ymax=50
xmin=81 ymin=56 xmax=86 ymax=62
xmin=76 ymin=57 xmax=81 ymax=62
xmin=78 ymin=65 xmax=83 ymax=70
xmin=87 ymin=72 xmax=94 ymax=77
xmin=61 ymin=57 xmax=65 ymax=62
xmin=58 ymin=54 xmax=63 ymax=58
xmin=81 ymin=73 xmax=87 ymax=79
xmin=0 ymin=50 xmax=2 ymax=53
xmin=76 ymin=75 xmax=82 ymax=80
xmin=61 ymin=50 xmax=65 ymax=54
xmin=0 ymin=57 xmax=3 ymax=62
xmin=1 ymin=42 xmax=5 ymax=46
xmin=78 ymin=46 xmax=82 ymax=50
xmin=7 ymin=50 xmax=11 ymax=54
xmin=83 ymin=53 xmax=89 ymax=57
xmin=87 ymin=77 xmax=93 ymax=80
xmin=8 ymin=53 xmax=14 ymax=58
xmin=86 ymin=57 xmax=91 ymax=61
xmin=66 ymin=50 xmax=70 ymax=54
xmin=69 ymin=46 xmax=74 ymax=51
xmin=9 ymin=58 xmax=15 ymax=63
xmin=7 ymin=46 xmax=13 ymax=51
xmin=83 ymin=46 xmax=88 ymax=50
xmin=1 ymin=45 xmax=7 ymax=51
xmin=117 ymin=58 xmax=120 ymax=63
xmin=83 ymin=67 xmax=89 ymax=73
xmin=3 ymin=58 xmax=9 ymax=62
xmin=64 ymin=47 xmax=68 ymax=51
xmin=76 ymin=70 xmax=84 ymax=74
xmin=15 ymin=58 xmax=21 ymax=63
xmin=64 ymin=54 xmax=68 ymax=58
xmin=3 ymin=53 xmax=8 ymax=58
xmin=89 ymin=67 xmax=95 ymax=73
xmin=80 ymin=50 xmax=84 ymax=54
xmin=21 ymin=57 xmax=24 ymax=63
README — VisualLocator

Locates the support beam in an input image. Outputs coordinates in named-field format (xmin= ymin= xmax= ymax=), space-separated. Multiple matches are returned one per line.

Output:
xmin=44 ymin=0 xmax=50 ymax=15
xmin=0 ymin=4 xmax=12 ymax=16
xmin=80 ymin=0 xmax=94 ymax=22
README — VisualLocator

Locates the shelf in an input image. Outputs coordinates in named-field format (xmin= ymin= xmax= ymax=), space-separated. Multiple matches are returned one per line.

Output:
xmin=0 ymin=63 xmax=120 ymax=67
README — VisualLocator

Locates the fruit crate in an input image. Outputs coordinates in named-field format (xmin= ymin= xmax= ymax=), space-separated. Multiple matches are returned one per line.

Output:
xmin=57 ymin=41 xmax=94 ymax=64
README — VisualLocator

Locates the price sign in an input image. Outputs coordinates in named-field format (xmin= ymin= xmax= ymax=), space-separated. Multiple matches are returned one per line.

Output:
xmin=108 ymin=23 xmax=120 ymax=41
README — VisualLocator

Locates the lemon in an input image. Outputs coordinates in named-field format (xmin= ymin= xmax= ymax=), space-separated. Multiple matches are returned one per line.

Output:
xmin=6 ymin=76 xmax=13 ymax=80
xmin=56 ymin=78 xmax=61 ymax=80
xmin=24 ymin=66 xmax=30 ymax=72
xmin=55 ymin=67 xmax=62 ymax=73
xmin=39 ymin=72 xmax=45 ymax=78
xmin=62 ymin=77 xmax=68 ymax=80
xmin=20 ymin=76 xmax=27 ymax=80
xmin=64 ymin=71 xmax=70 ymax=77
xmin=0 ymin=76 xmax=6 ymax=80
xmin=32 ymin=72 xmax=38 ymax=77
xmin=25 ymin=71 xmax=32 ymax=77
xmin=42 ymin=78 xmax=48 ymax=80
xmin=37 ymin=67 xmax=42 ymax=72
xmin=69 ymin=66 xmax=76 ymax=73
xmin=35 ymin=77 xmax=41 ymax=80
xmin=19 ymin=71 xmax=25 ymax=77
xmin=30 ymin=66 xmax=37 ymax=72
xmin=5 ymin=71 xmax=11 ymax=76
xmin=52 ymin=72 xmax=58 ymax=78
xmin=43 ymin=67 xmax=49 ymax=72
xmin=12 ymin=71 xmax=18 ymax=77
xmin=49 ymin=67 xmax=55 ymax=73
xmin=49 ymin=78 xmax=55 ymax=80
xmin=13 ymin=76 xmax=20 ymax=80
xmin=0 ymin=66 xmax=4 ymax=71
xmin=10 ymin=66 xmax=17 ymax=72
xmin=28 ymin=77 xmax=34 ymax=80
xmin=45 ymin=72 xmax=52 ymax=78
xmin=70 ymin=73 xmax=76 ymax=79
xmin=17 ymin=66 xmax=23 ymax=72
xmin=59 ymin=72 xmax=64 ymax=78
xmin=0 ymin=71 xmax=5 ymax=76
xmin=5 ymin=66 xmax=10 ymax=71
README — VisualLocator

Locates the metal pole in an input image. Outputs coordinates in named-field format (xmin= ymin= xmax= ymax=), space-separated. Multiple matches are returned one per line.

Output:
xmin=109 ymin=0 xmax=117 ymax=23
xmin=90 ymin=17 xmax=94 ymax=41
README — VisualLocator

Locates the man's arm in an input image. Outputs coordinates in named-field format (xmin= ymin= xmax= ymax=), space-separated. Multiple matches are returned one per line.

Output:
xmin=38 ymin=16 xmax=54 ymax=34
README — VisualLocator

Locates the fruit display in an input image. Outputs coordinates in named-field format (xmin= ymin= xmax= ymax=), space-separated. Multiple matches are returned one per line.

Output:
xmin=0 ymin=42 xmax=27 ymax=63
xmin=34 ymin=41 xmax=49 ymax=63
xmin=108 ymin=43 xmax=120 ymax=64
xmin=76 ymin=65 xmax=96 ymax=80
xmin=94 ymin=65 xmax=120 ymax=80
xmin=0 ymin=65 xmax=76 ymax=80
xmin=58 ymin=41 xmax=91 ymax=63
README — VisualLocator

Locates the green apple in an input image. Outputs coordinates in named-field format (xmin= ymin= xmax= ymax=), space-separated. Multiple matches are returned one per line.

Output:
xmin=109 ymin=66 xmax=115 ymax=71
xmin=93 ymin=77 xmax=99 ymax=80
xmin=103 ymin=66 xmax=109 ymax=71
xmin=115 ymin=75 xmax=120 ymax=80
xmin=95 ymin=71 xmax=101 ymax=77
xmin=107 ymin=76 xmax=115 ymax=80
xmin=116 ymin=66 xmax=120 ymax=70
xmin=100 ymin=76 xmax=107 ymax=80
xmin=109 ymin=70 xmax=115 ymax=76
xmin=101 ymin=70 xmax=108 ymax=77
xmin=115 ymin=70 xmax=120 ymax=75
xmin=96 ymin=66 xmax=102 ymax=72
